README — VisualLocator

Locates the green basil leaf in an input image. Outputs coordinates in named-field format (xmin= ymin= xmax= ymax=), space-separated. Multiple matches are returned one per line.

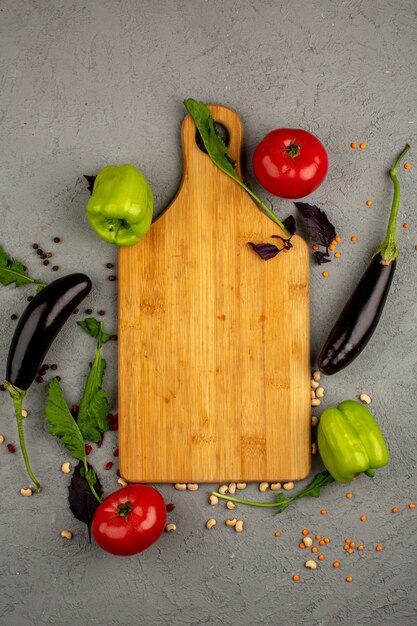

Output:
xmin=0 ymin=245 xmax=46 ymax=288
xmin=77 ymin=317 xmax=110 ymax=344
xmin=45 ymin=378 xmax=86 ymax=462
xmin=77 ymin=350 xmax=110 ymax=442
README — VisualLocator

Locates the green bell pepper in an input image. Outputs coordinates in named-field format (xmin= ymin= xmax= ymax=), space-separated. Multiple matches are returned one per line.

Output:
xmin=86 ymin=164 xmax=153 ymax=247
xmin=317 ymin=400 xmax=389 ymax=483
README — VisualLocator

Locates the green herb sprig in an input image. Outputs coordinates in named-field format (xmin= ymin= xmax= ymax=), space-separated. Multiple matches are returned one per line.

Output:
xmin=183 ymin=99 xmax=291 ymax=238
xmin=211 ymin=471 xmax=335 ymax=514
xmin=0 ymin=244 xmax=46 ymax=289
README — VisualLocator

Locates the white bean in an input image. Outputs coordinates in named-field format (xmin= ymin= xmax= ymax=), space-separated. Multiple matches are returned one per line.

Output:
xmin=258 ymin=482 xmax=269 ymax=492
xmin=315 ymin=387 xmax=325 ymax=398
xmin=234 ymin=520 xmax=244 ymax=533
xmin=283 ymin=482 xmax=294 ymax=491
xmin=313 ymin=371 xmax=321 ymax=382
xmin=270 ymin=482 xmax=282 ymax=491
xmin=209 ymin=494 xmax=219 ymax=505
xmin=206 ymin=518 xmax=217 ymax=529
xmin=359 ymin=393 xmax=372 ymax=405
xmin=174 ymin=483 xmax=187 ymax=491
xmin=305 ymin=560 xmax=317 ymax=569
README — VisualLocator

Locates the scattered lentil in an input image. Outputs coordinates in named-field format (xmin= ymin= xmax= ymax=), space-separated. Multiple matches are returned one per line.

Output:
xmin=357 ymin=545 xmax=364 ymax=551
xmin=322 ymin=271 xmax=329 ymax=278
xmin=351 ymin=236 xmax=357 ymax=241
xmin=318 ymin=554 xmax=325 ymax=561
xmin=275 ymin=531 xmax=281 ymax=537
xmin=404 ymin=163 xmax=412 ymax=169
xmin=346 ymin=492 xmax=353 ymax=499
xmin=346 ymin=576 xmax=353 ymax=583
xmin=299 ymin=542 xmax=306 ymax=549
xmin=334 ymin=251 xmax=341 ymax=258
xmin=409 ymin=503 xmax=415 ymax=509
xmin=366 ymin=200 xmax=373 ymax=206
xmin=319 ymin=540 xmax=325 ymax=546
xmin=311 ymin=546 xmax=319 ymax=553
xmin=302 ymin=529 xmax=309 ymax=536
xmin=324 ymin=537 xmax=330 ymax=544
xmin=315 ymin=534 xmax=321 ymax=540
xmin=403 ymin=223 xmax=409 ymax=229
xmin=392 ymin=507 xmax=399 ymax=513
xmin=359 ymin=143 xmax=366 ymax=149
xmin=376 ymin=545 xmax=383 ymax=552
xmin=360 ymin=515 xmax=367 ymax=521
xmin=350 ymin=143 xmax=357 ymax=149
xmin=292 ymin=575 xmax=300 ymax=582
xmin=320 ymin=509 xmax=327 ymax=515
xmin=312 ymin=244 xmax=319 ymax=251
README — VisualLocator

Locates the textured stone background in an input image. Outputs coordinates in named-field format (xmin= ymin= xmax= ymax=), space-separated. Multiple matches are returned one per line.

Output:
xmin=1 ymin=1 xmax=416 ymax=625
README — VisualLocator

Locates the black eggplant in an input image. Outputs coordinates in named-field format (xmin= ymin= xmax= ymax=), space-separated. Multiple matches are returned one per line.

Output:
xmin=318 ymin=144 xmax=409 ymax=375
xmin=3 ymin=273 xmax=92 ymax=492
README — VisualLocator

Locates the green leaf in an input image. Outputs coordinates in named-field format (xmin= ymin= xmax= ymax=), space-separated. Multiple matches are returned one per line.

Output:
xmin=77 ymin=350 xmax=111 ymax=442
xmin=0 ymin=245 xmax=46 ymax=288
xmin=77 ymin=317 xmax=110 ymax=344
xmin=183 ymin=99 xmax=290 ymax=237
xmin=45 ymin=378 xmax=86 ymax=462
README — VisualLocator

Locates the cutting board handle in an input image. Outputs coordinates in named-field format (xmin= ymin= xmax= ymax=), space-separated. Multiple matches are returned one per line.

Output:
xmin=181 ymin=104 xmax=244 ymax=181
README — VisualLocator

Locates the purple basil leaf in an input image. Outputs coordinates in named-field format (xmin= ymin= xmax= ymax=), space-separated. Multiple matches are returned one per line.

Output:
xmin=248 ymin=242 xmax=280 ymax=261
xmin=68 ymin=461 xmax=103 ymax=542
xmin=294 ymin=202 xmax=336 ymax=249
xmin=83 ymin=175 xmax=96 ymax=196
xmin=282 ymin=215 xmax=296 ymax=236
xmin=313 ymin=251 xmax=332 ymax=265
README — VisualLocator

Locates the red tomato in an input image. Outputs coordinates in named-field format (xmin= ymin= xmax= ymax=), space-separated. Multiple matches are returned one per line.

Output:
xmin=92 ymin=484 xmax=166 ymax=556
xmin=253 ymin=128 xmax=328 ymax=199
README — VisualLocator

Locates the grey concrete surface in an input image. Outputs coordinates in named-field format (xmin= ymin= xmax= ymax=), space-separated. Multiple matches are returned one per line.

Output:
xmin=1 ymin=1 xmax=416 ymax=624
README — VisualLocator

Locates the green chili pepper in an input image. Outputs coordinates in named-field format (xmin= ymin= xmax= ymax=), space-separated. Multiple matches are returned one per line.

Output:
xmin=86 ymin=164 xmax=153 ymax=247
xmin=317 ymin=400 xmax=389 ymax=483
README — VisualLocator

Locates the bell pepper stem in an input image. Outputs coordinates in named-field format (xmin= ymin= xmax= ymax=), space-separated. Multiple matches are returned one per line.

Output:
xmin=3 ymin=381 xmax=41 ymax=493
xmin=374 ymin=144 xmax=410 ymax=265
xmin=364 ymin=469 xmax=375 ymax=477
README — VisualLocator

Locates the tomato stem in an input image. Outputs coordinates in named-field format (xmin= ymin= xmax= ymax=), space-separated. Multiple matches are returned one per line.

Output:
xmin=117 ymin=501 xmax=133 ymax=517
xmin=284 ymin=140 xmax=301 ymax=160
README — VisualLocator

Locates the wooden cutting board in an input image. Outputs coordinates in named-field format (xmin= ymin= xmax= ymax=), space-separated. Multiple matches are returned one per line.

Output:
xmin=118 ymin=105 xmax=310 ymax=483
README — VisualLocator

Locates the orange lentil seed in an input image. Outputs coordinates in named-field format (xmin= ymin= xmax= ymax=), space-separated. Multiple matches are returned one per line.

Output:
xmin=343 ymin=544 xmax=350 ymax=551
xmin=359 ymin=143 xmax=366 ymax=149
xmin=302 ymin=529 xmax=309 ymax=536
xmin=403 ymin=223 xmax=409 ymax=228
xmin=319 ymin=540 xmax=325 ymax=546
xmin=299 ymin=542 xmax=306 ymax=549
xmin=320 ymin=509 xmax=327 ymax=515
xmin=346 ymin=492 xmax=353 ymax=499
xmin=333 ymin=561 xmax=340 ymax=568
xmin=351 ymin=143 xmax=357 ymax=149
xmin=275 ymin=531 xmax=281 ymax=537
xmin=311 ymin=547 xmax=319 ymax=553
xmin=346 ymin=576 xmax=353 ymax=583
xmin=404 ymin=163 xmax=412 ymax=169
xmin=357 ymin=545 xmax=364 ymax=551
xmin=366 ymin=200 xmax=373 ymax=206
xmin=348 ymin=548 xmax=354 ymax=554
xmin=292 ymin=575 xmax=300 ymax=582
xmin=409 ymin=503 xmax=416 ymax=509
xmin=335 ymin=236 xmax=341 ymax=242
xmin=335 ymin=251 xmax=341 ymax=258
xmin=351 ymin=236 xmax=357 ymax=241
xmin=350 ymin=542 xmax=356 ymax=548
xmin=345 ymin=538 xmax=351 ymax=544
xmin=392 ymin=507 xmax=399 ymax=513
xmin=360 ymin=515 xmax=367 ymax=521
xmin=322 ymin=271 xmax=329 ymax=278
xmin=318 ymin=554 xmax=325 ymax=561
xmin=324 ymin=537 xmax=330 ymax=544
xmin=312 ymin=244 xmax=319 ymax=251
xmin=315 ymin=534 xmax=322 ymax=540
xmin=376 ymin=545 xmax=383 ymax=552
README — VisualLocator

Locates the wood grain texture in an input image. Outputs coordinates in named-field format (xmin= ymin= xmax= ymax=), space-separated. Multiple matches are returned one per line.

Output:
xmin=118 ymin=105 xmax=310 ymax=483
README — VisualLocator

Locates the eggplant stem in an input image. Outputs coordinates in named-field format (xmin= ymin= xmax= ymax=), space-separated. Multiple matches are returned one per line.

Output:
xmin=4 ymin=381 xmax=41 ymax=493
xmin=374 ymin=144 xmax=410 ymax=264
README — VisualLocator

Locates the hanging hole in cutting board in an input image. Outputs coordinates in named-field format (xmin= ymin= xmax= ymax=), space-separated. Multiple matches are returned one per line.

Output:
xmin=195 ymin=122 xmax=230 ymax=153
